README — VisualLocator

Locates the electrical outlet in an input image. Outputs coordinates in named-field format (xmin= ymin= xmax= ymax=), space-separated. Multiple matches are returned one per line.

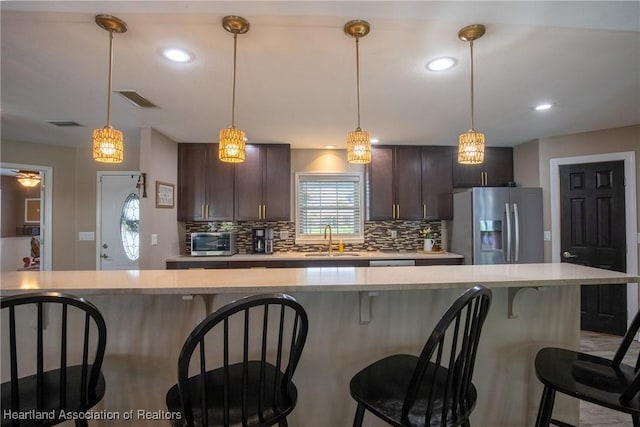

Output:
xmin=544 ymin=231 xmax=551 ymax=241
xmin=280 ymin=230 xmax=290 ymax=240
xmin=390 ymin=230 xmax=397 ymax=239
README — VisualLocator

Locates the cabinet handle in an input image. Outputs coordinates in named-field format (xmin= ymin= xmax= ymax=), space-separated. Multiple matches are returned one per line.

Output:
xmin=205 ymin=205 xmax=209 ymax=219
xmin=201 ymin=204 xmax=205 ymax=219
xmin=391 ymin=205 xmax=395 ymax=219
xmin=258 ymin=205 xmax=262 ymax=219
xmin=262 ymin=204 xmax=266 ymax=219
xmin=481 ymin=171 xmax=488 ymax=186
xmin=396 ymin=204 xmax=400 ymax=219
xmin=423 ymin=204 xmax=427 ymax=219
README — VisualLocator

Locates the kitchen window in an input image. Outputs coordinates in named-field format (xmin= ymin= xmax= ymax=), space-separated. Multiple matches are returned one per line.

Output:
xmin=295 ymin=172 xmax=365 ymax=243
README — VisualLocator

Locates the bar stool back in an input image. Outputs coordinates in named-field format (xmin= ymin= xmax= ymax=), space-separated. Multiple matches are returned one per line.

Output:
xmin=166 ymin=293 xmax=309 ymax=427
xmin=349 ymin=285 xmax=492 ymax=427
xmin=1 ymin=292 xmax=107 ymax=427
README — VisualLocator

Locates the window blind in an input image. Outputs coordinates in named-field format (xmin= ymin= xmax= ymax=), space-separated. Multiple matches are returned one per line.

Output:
xmin=297 ymin=174 xmax=362 ymax=238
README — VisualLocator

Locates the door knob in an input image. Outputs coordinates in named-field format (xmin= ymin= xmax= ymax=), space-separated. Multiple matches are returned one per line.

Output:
xmin=562 ymin=251 xmax=577 ymax=259
xmin=101 ymin=253 xmax=109 ymax=259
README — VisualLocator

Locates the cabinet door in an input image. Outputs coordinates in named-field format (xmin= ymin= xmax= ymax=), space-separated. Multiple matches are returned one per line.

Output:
xmin=421 ymin=146 xmax=454 ymax=219
xmin=395 ymin=146 xmax=423 ymax=220
xmin=368 ymin=147 xmax=394 ymax=220
xmin=452 ymin=147 xmax=514 ymax=188
xmin=263 ymin=145 xmax=291 ymax=220
xmin=177 ymin=144 xmax=208 ymax=221
xmin=234 ymin=145 xmax=263 ymax=220
xmin=206 ymin=144 xmax=235 ymax=221
xmin=484 ymin=147 xmax=514 ymax=186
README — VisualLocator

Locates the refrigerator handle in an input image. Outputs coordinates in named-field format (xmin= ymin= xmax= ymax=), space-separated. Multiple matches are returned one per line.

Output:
xmin=504 ymin=203 xmax=511 ymax=263
xmin=513 ymin=203 xmax=520 ymax=262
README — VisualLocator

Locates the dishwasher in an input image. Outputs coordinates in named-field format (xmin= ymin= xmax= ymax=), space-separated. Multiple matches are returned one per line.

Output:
xmin=369 ymin=260 xmax=416 ymax=267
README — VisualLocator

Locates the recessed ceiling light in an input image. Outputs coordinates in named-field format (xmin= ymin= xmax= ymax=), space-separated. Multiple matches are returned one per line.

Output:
xmin=426 ymin=57 xmax=456 ymax=72
xmin=324 ymin=145 xmax=336 ymax=149
xmin=162 ymin=48 xmax=193 ymax=63
xmin=535 ymin=103 xmax=553 ymax=111
xmin=370 ymin=138 xmax=380 ymax=143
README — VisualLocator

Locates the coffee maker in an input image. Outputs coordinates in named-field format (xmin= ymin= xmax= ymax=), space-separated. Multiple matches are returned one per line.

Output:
xmin=252 ymin=227 xmax=274 ymax=254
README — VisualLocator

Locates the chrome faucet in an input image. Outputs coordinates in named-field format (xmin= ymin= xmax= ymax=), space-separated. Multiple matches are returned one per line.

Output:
xmin=323 ymin=224 xmax=333 ymax=256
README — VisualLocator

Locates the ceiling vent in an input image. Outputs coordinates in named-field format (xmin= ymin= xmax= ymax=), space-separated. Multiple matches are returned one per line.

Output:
xmin=47 ymin=120 xmax=83 ymax=127
xmin=116 ymin=90 xmax=158 ymax=108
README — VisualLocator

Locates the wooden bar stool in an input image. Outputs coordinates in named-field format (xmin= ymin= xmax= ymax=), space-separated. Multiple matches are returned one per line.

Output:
xmin=166 ymin=293 xmax=308 ymax=427
xmin=534 ymin=310 xmax=640 ymax=426
xmin=1 ymin=292 xmax=107 ymax=427
xmin=349 ymin=285 xmax=492 ymax=427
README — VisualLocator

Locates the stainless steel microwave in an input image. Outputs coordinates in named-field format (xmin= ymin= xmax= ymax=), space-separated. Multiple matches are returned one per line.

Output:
xmin=190 ymin=232 xmax=237 ymax=256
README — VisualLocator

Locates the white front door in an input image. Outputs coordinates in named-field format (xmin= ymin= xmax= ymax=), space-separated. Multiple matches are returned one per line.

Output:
xmin=98 ymin=173 xmax=140 ymax=270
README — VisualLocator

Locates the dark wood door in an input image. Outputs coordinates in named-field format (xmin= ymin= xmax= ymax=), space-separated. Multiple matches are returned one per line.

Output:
xmin=421 ymin=146 xmax=453 ymax=219
xmin=395 ymin=146 xmax=423 ymax=220
xmin=560 ymin=161 xmax=626 ymax=335
xmin=206 ymin=144 xmax=235 ymax=221
xmin=177 ymin=143 xmax=208 ymax=221
xmin=234 ymin=145 xmax=263 ymax=220
xmin=368 ymin=147 xmax=394 ymax=220
xmin=263 ymin=144 xmax=290 ymax=220
xmin=452 ymin=147 xmax=513 ymax=188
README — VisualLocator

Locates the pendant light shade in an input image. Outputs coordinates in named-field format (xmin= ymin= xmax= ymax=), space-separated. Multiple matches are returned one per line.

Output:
xmin=219 ymin=16 xmax=249 ymax=163
xmin=457 ymin=24 xmax=486 ymax=165
xmin=93 ymin=15 xmax=127 ymax=163
xmin=345 ymin=20 xmax=372 ymax=165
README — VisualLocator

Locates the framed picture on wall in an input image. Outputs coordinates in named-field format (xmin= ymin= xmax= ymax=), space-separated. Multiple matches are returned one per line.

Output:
xmin=25 ymin=198 xmax=40 ymax=223
xmin=155 ymin=181 xmax=174 ymax=208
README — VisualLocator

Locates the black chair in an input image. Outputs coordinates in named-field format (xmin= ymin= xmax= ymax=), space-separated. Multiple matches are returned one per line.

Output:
xmin=350 ymin=285 xmax=492 ymax=427
xmin=166 ymin=293 xmax=309 ymax=427
xmin=1 ymin=292 xmax=107 ymax=427
xmin=534 ymin=310 xmax=640 ymax=427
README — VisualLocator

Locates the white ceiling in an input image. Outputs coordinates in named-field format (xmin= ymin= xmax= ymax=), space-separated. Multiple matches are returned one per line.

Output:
xmin=2 ymin=1 xmax=639 ymax=151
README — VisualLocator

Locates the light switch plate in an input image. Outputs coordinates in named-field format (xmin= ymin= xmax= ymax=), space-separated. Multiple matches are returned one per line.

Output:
xmin=280 ymin=230 xmax=289 ymax=240
xmin=390 ymin=230 xmax=397 ymax=239
xmin=78 ymin=232 xmax=94 ymax=241
xmin=544 ymin=231 xmax=551 ymax=241
xmin=151 ymin=234 xmax=158 ymax=246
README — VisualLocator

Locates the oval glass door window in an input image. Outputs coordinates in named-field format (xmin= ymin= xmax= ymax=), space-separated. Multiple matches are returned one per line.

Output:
xmin=120 ymin=193 xmax=140 ymax=261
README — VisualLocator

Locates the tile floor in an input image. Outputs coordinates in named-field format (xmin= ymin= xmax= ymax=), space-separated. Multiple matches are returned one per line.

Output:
xmin=579 ymin=330 xmax=639 ymax=427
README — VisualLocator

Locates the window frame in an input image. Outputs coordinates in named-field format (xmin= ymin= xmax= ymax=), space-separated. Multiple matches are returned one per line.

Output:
xmin=294 ymin=172 xmax=365 ymax=244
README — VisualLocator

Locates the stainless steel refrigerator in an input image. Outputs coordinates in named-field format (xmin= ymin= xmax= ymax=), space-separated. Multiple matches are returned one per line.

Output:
xmin=451 ymin=187 xmax=543 ymax=265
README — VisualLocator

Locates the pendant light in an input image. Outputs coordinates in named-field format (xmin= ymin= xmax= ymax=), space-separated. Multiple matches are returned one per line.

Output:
xmin=345 ymin=20 xmax=372 ymax=164
xmin=219 ymin=16 xmax=249 ymax=163
xmin=93 ymin=15 xmax=127 ymax=163
xmin=457 ymin=24 xmax=486 ymax=165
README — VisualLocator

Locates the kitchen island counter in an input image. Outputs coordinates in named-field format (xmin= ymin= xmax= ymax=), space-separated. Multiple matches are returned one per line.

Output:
xmin=1 ymin=264 xmax=638 ymax=427
xmin=2 ymin=262 xmax=632 ymax=296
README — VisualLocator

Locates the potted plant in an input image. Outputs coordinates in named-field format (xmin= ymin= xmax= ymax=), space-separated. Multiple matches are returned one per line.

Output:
xmin=420 ymin=226 xmax=435 ymax=252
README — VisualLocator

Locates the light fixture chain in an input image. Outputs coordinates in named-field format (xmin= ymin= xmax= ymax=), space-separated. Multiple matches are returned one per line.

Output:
xmin=106 ymin=30 xmax=115 ymax=127
xmin=470 ymin=39 xmax=475 ymax=131
xmin=355 ymin=36 xmax=361 ymax=130
xmin=231 ymin=32 xmax=238 ymax=128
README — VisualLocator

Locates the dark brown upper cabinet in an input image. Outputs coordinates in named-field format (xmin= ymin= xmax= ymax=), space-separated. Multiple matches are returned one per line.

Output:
xmin=177 ymin=143 xmax=234 ymax=221
xmin=234 ymin=144 xmax=290 ymax=221
xmin=452 ymin=147 xmax=514 ymax=188
xmin=421 ymin=146 xmax=454 ymax=220
xmin=369 ymin=145 xmax=454 ymax=221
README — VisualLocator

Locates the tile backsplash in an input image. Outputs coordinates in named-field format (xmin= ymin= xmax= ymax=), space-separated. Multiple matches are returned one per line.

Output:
xmin=184 ymin=220 xmax=444 ymax=254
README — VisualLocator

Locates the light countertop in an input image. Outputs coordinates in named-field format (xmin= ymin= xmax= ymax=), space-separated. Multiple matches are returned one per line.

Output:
xmin=0 ymin=263 xmax=637 ymax=296
xmin=166 ymin=250 xmax=464 ymax=262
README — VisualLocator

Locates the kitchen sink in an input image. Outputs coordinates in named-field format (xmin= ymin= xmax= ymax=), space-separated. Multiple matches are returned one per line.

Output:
xmin=304 ymin=253 xmax=360 ymax=257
